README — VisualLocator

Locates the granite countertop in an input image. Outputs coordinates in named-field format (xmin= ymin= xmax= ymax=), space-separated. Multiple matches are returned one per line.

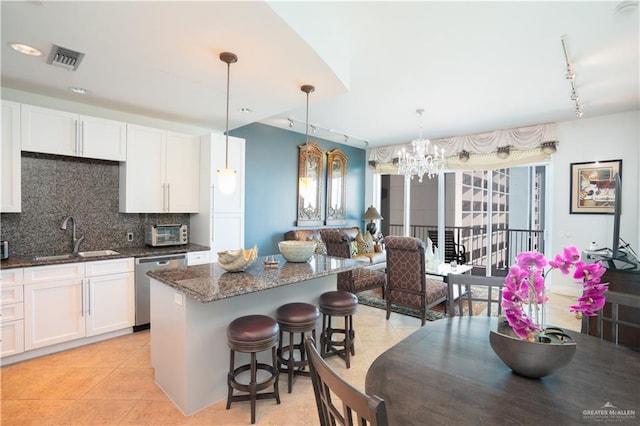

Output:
xmin=148 ymin=254 xmax=362 ymax=303
xmin=0 ymin=243 xmax=210 ymax=269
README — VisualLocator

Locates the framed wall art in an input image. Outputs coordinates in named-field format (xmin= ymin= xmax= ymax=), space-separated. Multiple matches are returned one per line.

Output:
xmin=569 ymin=159 xmax=622 ymax=214
xmin=325 ymin=148 xmax=347 ymax=225
xmin=297 ymin=141 xmax=324 ymax=226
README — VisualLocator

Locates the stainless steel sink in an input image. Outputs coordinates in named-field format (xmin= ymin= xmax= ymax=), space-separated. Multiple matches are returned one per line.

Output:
xmin=32 ymin=250 xmax=120 ymax=261
xmin=77 ymin=250 xmax=120 ymax=258
xmin=32 ymin=254 xmax=75 ymax=261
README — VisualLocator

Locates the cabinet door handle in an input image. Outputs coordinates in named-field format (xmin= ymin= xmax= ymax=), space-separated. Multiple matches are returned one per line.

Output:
xmin=74 ymin=120 xmax=80 ymax=155
xmin=211 ymin=185 xmax=215 ymax=213
xmin=81 ymin=279 xmax=85 ymax=317
xmin=162 ymin=184 xmax=167 ymax=212
xmin=88 ymin=279 xmax=91 ymax=316
xmin=80 ymin=121 xmax=85 ymax=155
xmin=214 ymin=185 xmax=216 ymax=245
xmin=167 ymin=184 xmax=171 ymax=211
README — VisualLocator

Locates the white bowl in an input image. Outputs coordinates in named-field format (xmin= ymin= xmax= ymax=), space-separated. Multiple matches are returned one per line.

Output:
xmin=278 ymin=240 xmax=317 ymax=263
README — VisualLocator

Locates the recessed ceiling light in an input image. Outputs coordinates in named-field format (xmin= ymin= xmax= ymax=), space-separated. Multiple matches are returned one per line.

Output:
xmin=238 ymin=107 xmax=253 ymax=113
xmin=70 ymin=87 xmax=90 ymax=95
xmin=10 ymin=42 xmax=43 ymax=56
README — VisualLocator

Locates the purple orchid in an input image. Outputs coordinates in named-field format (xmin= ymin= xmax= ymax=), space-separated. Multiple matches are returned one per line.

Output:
xmin=501 ymin=246 xmax=609 ymax=341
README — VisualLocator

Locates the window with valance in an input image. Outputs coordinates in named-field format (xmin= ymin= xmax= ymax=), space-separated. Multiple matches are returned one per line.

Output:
xmin=368 ymin=122 xmax=557 ymax=173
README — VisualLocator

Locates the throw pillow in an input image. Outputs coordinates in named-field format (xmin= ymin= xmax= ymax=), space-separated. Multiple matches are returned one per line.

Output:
xmin=356 ymin=231 xmax=375 ymax=254
xmin=350 ymin=240 xmax=358 ymax=257
xmin=309 ymin=236 xmax=327 ymax=255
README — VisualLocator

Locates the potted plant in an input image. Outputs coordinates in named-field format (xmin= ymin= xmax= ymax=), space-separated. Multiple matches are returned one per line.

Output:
xmin=489 ymin=246 xmax=609 ymax=378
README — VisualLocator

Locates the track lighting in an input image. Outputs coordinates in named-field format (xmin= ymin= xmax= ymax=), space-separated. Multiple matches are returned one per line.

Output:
xmin=561 ymin=36 xmax=583 ymax=118
xmin=285 ymin=117 xmax=367 ymax=146
xmin=565 ymin=66 xmax=575 ymax=80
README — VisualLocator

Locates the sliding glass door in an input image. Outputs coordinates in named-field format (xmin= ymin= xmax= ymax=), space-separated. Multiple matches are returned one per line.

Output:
xmin=381 ymin=163 xmax=548 ymax=276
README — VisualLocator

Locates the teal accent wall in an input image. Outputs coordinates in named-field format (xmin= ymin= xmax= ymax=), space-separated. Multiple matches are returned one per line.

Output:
xmin=230 ymin=123 xmax=366 ymax=255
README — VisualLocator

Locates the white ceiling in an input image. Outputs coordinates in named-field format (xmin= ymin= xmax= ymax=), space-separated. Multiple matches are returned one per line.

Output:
xmin=2 ymin=1 xmax=638 ymax=149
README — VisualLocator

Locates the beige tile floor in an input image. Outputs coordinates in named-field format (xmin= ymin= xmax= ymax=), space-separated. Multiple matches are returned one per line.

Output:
xmin=1 ymin=293 xmax=580 ymax=425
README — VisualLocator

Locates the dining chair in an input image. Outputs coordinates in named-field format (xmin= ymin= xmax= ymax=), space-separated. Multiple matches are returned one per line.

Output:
xmin=446 ymin=274 xmax=505 ymax=317
xmin=581 ymin=290 xmax=640 ymax=351
xmin=384 ymin=235 xmax=448 ymax=326
xmin=322 ymin=230 xmax=386 ymax=296
xmin=304 ymin=337 xmax=388 ymax=426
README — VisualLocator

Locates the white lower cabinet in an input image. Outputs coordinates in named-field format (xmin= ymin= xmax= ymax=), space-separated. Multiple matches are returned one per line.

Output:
xmin=24 ymin=278 xmax=85 ymax=350
xmin=1 ymin=268 xmax=25 ymax=357
xmin=23 ymin=258 xmax=134 ymax=351
xmin=85 ymin=269 xmax=135 ymax=337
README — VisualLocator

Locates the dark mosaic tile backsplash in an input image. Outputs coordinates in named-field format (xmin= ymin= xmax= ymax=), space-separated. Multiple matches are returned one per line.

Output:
xmin=1 ymin=152 xmax=190 ymax=256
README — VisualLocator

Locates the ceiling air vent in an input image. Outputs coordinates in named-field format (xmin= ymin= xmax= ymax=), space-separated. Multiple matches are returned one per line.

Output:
xmin=46 ymin=44 xmax=85 ymax=71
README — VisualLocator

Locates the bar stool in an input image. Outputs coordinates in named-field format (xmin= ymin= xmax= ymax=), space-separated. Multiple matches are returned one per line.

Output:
xmin=318 ymin=290 xmax=358 ymax=368
xmin=275 ymin=302 xmax=320 ymax=393
xmin=226 ymin=314 xmax=280 ymax=424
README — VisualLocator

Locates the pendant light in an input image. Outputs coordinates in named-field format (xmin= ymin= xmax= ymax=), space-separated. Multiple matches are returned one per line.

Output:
xmin=217 ymin=52 xmax=238 ymax=195
xmin=298 ymin=84 xmax=315 ymax=197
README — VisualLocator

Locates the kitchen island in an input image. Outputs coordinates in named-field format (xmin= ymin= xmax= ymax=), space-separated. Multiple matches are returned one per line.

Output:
xmin=147 ymin=253 xmax=361 ymax=416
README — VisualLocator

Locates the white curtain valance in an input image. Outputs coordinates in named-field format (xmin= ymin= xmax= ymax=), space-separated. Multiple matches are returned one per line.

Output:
xmin=368 ymin=122 xmax=557 ymax=172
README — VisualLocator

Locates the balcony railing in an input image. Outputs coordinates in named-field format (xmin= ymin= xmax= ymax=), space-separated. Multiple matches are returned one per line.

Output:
xmin=387 ymin=224 xmax=544 ymax=272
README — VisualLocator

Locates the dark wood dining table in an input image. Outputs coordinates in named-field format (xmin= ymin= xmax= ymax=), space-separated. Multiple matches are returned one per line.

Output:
xmin=365 ymin=317 xmax=640 ymax=425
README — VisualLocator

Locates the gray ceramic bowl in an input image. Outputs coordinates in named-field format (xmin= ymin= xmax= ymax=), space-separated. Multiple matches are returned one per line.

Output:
xmin=278 ymin=240 xmax=316 ymax=262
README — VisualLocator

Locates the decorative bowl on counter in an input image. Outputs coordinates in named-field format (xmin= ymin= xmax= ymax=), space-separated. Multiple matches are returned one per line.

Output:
xmin=278 ymin=240 xmax=316 ymax=263
xmin=218 ymin=245 xmax=258 ymax=272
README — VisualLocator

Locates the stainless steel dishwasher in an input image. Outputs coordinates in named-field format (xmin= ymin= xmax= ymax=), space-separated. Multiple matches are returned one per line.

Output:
xmin=134 ymin=253 xmax=186 ymax=330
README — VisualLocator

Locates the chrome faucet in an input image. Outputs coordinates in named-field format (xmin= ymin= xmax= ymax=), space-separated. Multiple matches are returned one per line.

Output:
xmin=61 ymin=216 xmax=85 ymax=254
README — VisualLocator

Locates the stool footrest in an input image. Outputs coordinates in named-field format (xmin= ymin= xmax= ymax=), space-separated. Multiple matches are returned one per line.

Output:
xmin=228 ymin=363 xmax=279 ymax=394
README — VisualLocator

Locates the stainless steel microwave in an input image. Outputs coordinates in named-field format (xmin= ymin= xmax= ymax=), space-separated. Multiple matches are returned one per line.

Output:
xmin=144 ymin=224 xmax=188 ymax=246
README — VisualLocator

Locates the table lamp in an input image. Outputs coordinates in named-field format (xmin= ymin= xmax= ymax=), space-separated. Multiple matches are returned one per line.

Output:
xmin=363 ymin=205 xmax=383 ymax=235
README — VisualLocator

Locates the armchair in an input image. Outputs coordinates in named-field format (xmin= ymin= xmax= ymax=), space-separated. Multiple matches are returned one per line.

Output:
xmin=322 ymin=230 xmax=386 ymax=296
xmin=384 ymin=236 xmax=448 ymax=326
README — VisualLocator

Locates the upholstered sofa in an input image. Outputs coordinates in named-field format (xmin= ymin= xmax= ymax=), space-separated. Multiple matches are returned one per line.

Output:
xmin=284 ymin=226 xmax=386 ymax=270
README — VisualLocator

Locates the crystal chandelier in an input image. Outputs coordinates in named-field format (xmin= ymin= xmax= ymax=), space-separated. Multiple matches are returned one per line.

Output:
xmin=397 ymin=109 xmax=445 ymax=182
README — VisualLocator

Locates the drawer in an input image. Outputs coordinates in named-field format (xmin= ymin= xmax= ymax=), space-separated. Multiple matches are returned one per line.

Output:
xmin=24 ymin=263 xmax=84 ymax=283
xmin=85 ymin=258 xmax=134 ymax=277
xmin=187 ymin=251 xmax=210 ymax=266
xmin=0 ymin=285 xmax=23 ymax=305
xmin=1 ymin=319 xmax=24 ymax=357
xmin=1 ymin=302 xmax=24 ymax=322
xmin=1 ymin=268 xmax=23 ymax=286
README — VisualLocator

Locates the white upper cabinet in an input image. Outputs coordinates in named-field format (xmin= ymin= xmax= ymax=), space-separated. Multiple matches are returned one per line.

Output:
xmin=20 ymin=104 xmax=126 ymax=161
xmin=1 ymin=101 xmax=21 ymax=212
xmin=190 ymin=134 xmax=245 ymax=260
xmin=120 ymin=124 xmax=166 ymax=212
xmin=79 ymin=115 xmax=127 ymax=160
xmin=120 ymin=124 xmax=199 ymax=213
xmin=166 ymin=131 xmax=200 ymax=213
